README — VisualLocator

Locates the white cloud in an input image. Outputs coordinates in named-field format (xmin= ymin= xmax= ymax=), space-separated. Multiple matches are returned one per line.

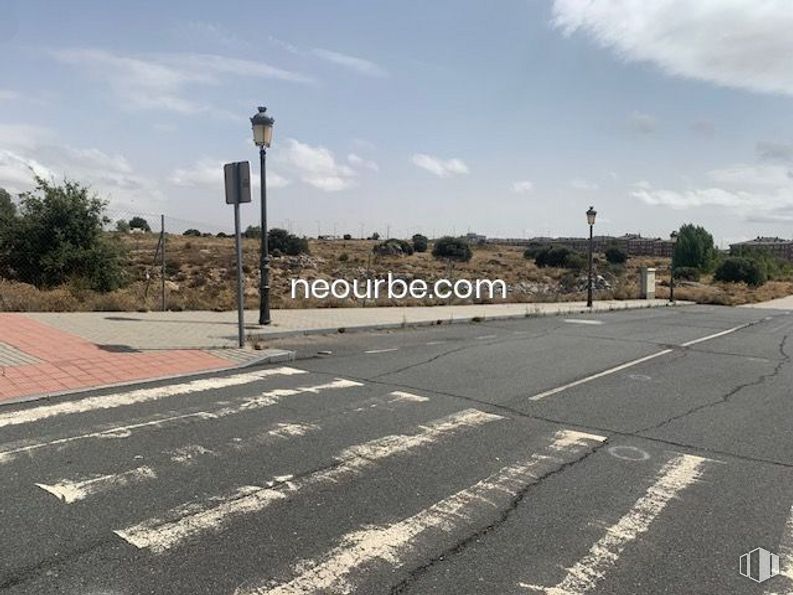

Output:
xmin=175 ymin=22 xmax=249 ymax=50
xmin=511 ymin=180 xmax=534 ymax=193
xmin=411 ymin=153 xmax=469 ymax=177
xmin=552 ymin=0 xmax=793 ymax=97
xmin=50 ymin=48 xmax=313 ymax=114
xmin=281 ymin=139 xmax=356 ymax=191
xmin=627 ymin=111 xmax=656 ymax=134
xmin=632 ymin=162 xmax=793 ymax=221
xmin=347 ymin=153 xmax=379 ymax=172
xmin=0 ymin=89 xmax=19 ymax=102
xmin=570 ymin=178 xmax=599 ymax=190
xmin=311 ymin=48 xmax=388 ymax=77
xmin=169 ymin=158 xmax=290 ymax=189
xmin=0 ymin=123 xmax=164 ymax=210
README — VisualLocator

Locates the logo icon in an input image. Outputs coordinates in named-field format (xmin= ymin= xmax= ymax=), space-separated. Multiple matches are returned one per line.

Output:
xmin=739 ymin=548 xmax=780 ymax=583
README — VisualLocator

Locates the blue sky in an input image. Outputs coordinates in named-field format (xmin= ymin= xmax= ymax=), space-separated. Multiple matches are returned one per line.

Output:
xmin=2 ymin=0 xmax=793 ymax=244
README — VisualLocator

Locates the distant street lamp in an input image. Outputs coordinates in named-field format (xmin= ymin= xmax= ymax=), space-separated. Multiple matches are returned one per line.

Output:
xmin=251 ymin=106 xmax=275 ymax=325
xmin=586 ymin=206 xmax=597 ymax=308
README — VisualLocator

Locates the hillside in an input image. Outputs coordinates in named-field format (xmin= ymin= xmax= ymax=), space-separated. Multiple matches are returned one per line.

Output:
xmin=0 ymin=233 xmax=791 ymax=311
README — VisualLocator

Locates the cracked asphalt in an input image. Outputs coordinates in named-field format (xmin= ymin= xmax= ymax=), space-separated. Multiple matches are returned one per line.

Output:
xmin=2 ymin=304 xmax=793 ymax=594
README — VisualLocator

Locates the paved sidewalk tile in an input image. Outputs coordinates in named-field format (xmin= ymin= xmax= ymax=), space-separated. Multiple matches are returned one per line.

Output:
xmin=0 ymin=314 xmax=228 ymax=403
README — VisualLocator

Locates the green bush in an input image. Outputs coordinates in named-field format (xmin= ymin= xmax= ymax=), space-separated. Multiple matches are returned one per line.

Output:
xmin=373 ymin=238 xmax=414 ymax=256
xmin=243 ymin=225 xmax=261 ymax=239
xmin=604 ymin=246 xmax=628 ymax=264
xmin=114 ymin=219 xmax=130 ymax=233
xmin=534 ymin=246 xmax=585 ymax=269
xmin=338 ymin=252 xmax=349 ymax=262
xmin=730 ymin=246 xmax=792 ymax=281
xmin=268 ymin=228 xmax=309 ymax=255
xmin=411 ymin=233 xmax=429 ymax=253
xmin=183 ymin=228 xmax=202 ymax=237
xmin=0 ymin=177 xmax=125 ymax=291
xmin=673 ymin=266 xmax=701 ymax=282
xmin=343 ymin=234 xmax=352 ymax=240
xmin=522 ymin=242 xmax=547 ymax=259
xmin=431 ymin=236 xmax=472 ymax=262
xmin=714 ymin=257 xmax=766 ymax=286
xmin=673 ymin=224 xmax=718 ymax=272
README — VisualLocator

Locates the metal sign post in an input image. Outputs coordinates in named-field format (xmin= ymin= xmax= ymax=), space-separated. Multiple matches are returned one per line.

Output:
xmin=224 ymin=161 xmax=252 ymax=348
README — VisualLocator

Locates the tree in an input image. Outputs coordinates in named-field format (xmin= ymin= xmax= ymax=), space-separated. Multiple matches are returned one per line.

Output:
xmin=128 ymin=216 xmax=151 ymax=232
xmin=673 ymin=224 xmax=718 ymax=272
xmin=243 ymin=225 xmax=261 ymax=239
xmin=343 ymin=233 xmax=352 ymax=241
xmin=115 ymin=219 xmax=130 ymax=233
xmin=432 ymin=236 xmax=472 ymax=263
xmin=412 ymin=233 xmax=428 ymax=253
xmin=0 ymin=187 xmax=15 ymax=223
xmin=183 ymin=228 xmax=202 ymax=237
xmin=0 ymin=188 xmax=17 ymax=277
xmin=534 ymin=246 xmax=583 ymax=269
xmin=369 ymin=232 xmax=380 ymax=241
xmin=2 ymin=176 xmax=125 ymax=291
xmin=714 ymin=257 xmax=766 ymax=286
xmin=268 ymin=228 xmax=309 ymax=255
xmin=605 ymin=246 xmax=628 ymax=264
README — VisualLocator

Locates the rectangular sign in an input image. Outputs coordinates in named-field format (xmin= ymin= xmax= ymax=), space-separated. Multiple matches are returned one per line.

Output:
xmin=224 ymin=161 xmax=252 ymax=205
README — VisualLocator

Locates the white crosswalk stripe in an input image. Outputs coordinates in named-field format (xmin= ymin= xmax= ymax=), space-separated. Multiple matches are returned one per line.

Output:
xmin=0 ymin=366 xmax=307 ymax=429
xmin=235 ymin=430 xmax=607 ymax=595
xmin=113 ymin=408 xmax=504 ymax=553
xmin=518 ymin=453 xmax=709 ymax=594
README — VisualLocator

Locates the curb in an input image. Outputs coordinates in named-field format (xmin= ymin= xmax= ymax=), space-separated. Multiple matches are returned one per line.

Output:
xmin=0 ymin=348 xmax=295 ymax=408
xmin=247 ymin=301 xmax=693 ymax=343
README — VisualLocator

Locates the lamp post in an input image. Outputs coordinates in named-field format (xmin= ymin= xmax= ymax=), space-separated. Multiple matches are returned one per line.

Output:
xmin=251 ymin=106 xmax=275 ymax=325
xmin=586 ymin=206 xmax=597 ymax=308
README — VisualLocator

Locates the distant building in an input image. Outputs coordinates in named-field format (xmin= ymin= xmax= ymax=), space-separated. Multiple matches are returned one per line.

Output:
xmin=488 ymin=232 xmax=676 ymax=257
xmin=730 ymin=237 xmax=793 ymax=262
xmin=465 ymin=232 xmax=487 ymax=244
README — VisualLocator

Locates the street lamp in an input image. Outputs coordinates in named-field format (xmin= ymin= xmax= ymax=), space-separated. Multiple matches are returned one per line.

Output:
xmin=251 ymin=106 xmax=275 ymax=325
xmin=586 ymin=206 xmax=597 ymax=308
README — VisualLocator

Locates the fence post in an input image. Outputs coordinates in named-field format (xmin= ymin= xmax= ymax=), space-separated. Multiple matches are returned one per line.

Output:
xmin=161 ymin=214 xmax=166 ymax=311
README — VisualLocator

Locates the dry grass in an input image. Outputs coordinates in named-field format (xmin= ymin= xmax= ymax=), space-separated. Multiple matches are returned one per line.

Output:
xmin=0 ymin=234 xmax=790 ymax=311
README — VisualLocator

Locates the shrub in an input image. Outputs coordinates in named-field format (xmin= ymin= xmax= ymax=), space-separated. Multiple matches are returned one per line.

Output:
xmin=534 ymin=246 xmax=585 ymax=269
xmin=604 ymin=246 xmax=627 ymax=264
xmin=216 ymin=232 xmax=228 ymax=238
xmin=1 ymin=177 xmax=125 ymax=292
xmin=714 ymin=257 xmax=766 ymax=286
xmin=183 ymin=228 xmax=202 ymax=237
xmin=673 ymin=223 xmax=718 ymax=272
xmin=369 ymin=232 xmax=380 ymax=241
xmin=730 ymin=246 xmax=792 ymax=281
xmin=243 ymin=225 xmax=261 ymax=239
xmin=115 ymin=219 xmax=130 ymax=233
xmin=338 ymin=252 xmax=349 ymax=262
xmin=673 ymin=266 xmax=701 ymax=282
xmin=412 ymin=233 xmax=429 ymax=253
xmin=432 ymin=236 xmax=472 ymax=262
xmin=522 ymin=242 xmax=547 ymax=259
xmin=128 ymin=216 xmax=151 ymax=232
xmin=268 ymin=228 xmax=309 ymax=255
xmin=373 ymin=238 xmax=414 ymax=256
xmin=343 ymin=233 xmax=352 ymax=240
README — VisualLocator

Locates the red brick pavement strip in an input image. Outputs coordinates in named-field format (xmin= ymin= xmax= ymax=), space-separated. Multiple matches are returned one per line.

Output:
xmin=0 ymin=314 xmax=229 ymax=402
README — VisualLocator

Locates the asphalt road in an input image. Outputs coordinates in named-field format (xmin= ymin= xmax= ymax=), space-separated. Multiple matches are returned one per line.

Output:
xmin=2 ymin=304 xmax=793 ymax=594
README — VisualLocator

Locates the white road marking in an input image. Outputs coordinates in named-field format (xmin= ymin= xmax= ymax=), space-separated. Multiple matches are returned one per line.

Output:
xmin=237 ymin=429 xmax=606 ymax=595
xmin=425 ymin=340 xmax=447 ymax=345
xmin=529 ymin=350 xmax=674 ymax=401
xmin=563 ymin=319 xmax=604 ymax=325
xmin=0 ymin=379 xmax=360 ymax=465
xmin=113 ymin=409 xmax=503 ymax=553
xmin=766 ymin=504 xmax=793 ymax=595
xmin=364 ymin=348 xmax=400 ymax=354
xmin=388 ymin=391 xmax=430 ymax=402
xmin=679 ymin=324 xmax=748 ymax=347
xmin=518 ymin=453 xmax=708 ymax=594
xmin=266 ymin=422 xmax=319 ymax=439
xmin=0 ymin=367 xmax=306 ymax=430
xmin=475 ymin=334 xmax=499 ymax=340
xmin=168 ymin=445 xmax=214 ymax=464
xmin=528 ymin=324 xmax=750 ymax=401
xmin=36 ymin=466 xmax=156 ymax=504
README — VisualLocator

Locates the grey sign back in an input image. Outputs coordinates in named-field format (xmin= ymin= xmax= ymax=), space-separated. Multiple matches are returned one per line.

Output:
xmin=224 ymin=161 xmax=252 ymax=204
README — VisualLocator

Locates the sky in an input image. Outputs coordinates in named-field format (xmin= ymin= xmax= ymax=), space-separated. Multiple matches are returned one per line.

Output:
xmin=2 ymin=0 xmax=793 ymax=245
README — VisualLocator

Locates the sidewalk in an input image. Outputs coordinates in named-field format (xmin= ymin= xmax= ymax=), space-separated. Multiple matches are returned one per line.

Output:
xmin=2 ymin=299 xmax=680 ymax=404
